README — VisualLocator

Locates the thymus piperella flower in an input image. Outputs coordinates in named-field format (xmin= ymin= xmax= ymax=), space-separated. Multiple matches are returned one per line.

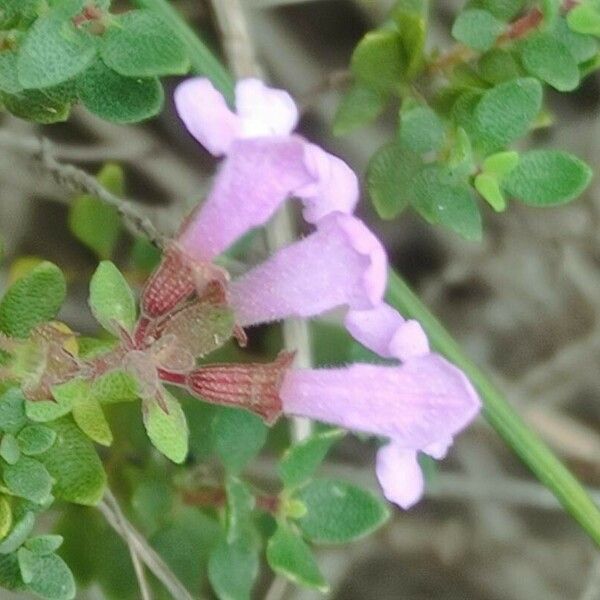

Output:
xmin=143 ymin=77 xmax=478 ymax=508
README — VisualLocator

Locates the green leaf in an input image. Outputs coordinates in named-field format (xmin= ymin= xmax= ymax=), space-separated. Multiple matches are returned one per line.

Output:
xmin=0 ymin=51 xmax=22 ymax=94
xmin=482 ymin=150 xmax=519 ymax=176
xmin=0 ymin=87 xmax=72 ymax=124
xmin=478 ymin=49 xmax=522 ymax=84
xmin=411 ymin=165 xmax=482 ymax=241
xmin=294 ymin=479 xmax=389 ymax=544
xmin=17 ymin=0 xmax=98 ymax=89
xmin=0 ymin=261 xmax=66 ymax=339
xmin=478 ymin=0 xmax=525 ymax=21
xmin=213 ymin=408 xmax=267 ymax=473
xmin=473 ymin=77 xmax=542 ymax=150
xmin=503 ymin=150 xmax=592 ymax=206
xmin=0 ymin=511 xmax=35 ymax=554
xmin=552 ymin=17 xmax=598 ymax=63
xmin=266 ymin=524 xmax=328 ymax=592
xmin=69 ymin=163 xmax=123 ymax=260
xmin=333 ymin=85 xmax=387 ymax=135
xmin=143 ymin=392 xmax=189 ymax=464
xmin=394 ymin=9 xmax=427 ymax=78
xmin=208 ymin=536 xmax=259 ymax=600
xmin=24 ymin=535 xmax=63 ymax=556
xmin=452 ymin=9 xmax=505 ymax=51
xmin=568 ymin=4 xmax=600 ymax=36
xmin=90 ymin=370 xmax=138 ymax=405
xmin=521 ymin=32 xmax=580 ymax=91
xmin=0 ymin=496 xmax=12 ymax=540
xmin=351 ymin=29 xmax=405 ymax=92
xmin=279 ymin=429 xmax=344 ymax=489
xmin=37 ymin=419 xmax=106 ymax=506
xmin=0 ymin=552 xmax=22 ymax=591
xmin=0 ymin=0 xmax=42 ymax=29
xmin=0 ymin=433 xmax=21 ymax=465
xmin=399 ymin=104 xmax=445 ymax=154
xmin=101 ymin=9 xmax=189 ymax=77
xmin=18 ymin=548 xmax=75 ymax=600
xmin=26 ymin=379 xmax=81 ymax=423
xmin=3 ymin=456 xmax=53 ymax=504
xmin=474 ymin=172 xmax=507 ymax=211
xmin=89 ymin=261 xmax=136 ymax=335
xmin=367 ymin=143 xmax=422 ymax=220
xmin=72 ymin=397 xmax=112 ymax=446
xmin=17 ymin=425 xmax=57 ymax=456
xmin=0 ymin=388 xmax=27 ymax=433
xmin=78 ymin=60 xmax=164 ymax=123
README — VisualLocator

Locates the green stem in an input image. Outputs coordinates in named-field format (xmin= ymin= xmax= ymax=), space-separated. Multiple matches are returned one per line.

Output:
xmin=133 ymin=0 xmax=235 ymax=101
xmin=387 ymin=269 xmax=600 ymax=547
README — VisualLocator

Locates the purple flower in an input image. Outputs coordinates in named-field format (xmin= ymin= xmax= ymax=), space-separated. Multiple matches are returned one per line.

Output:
xmin=174 ymin=77 xmax=359 ymax=261
xmin=280 ymin=304 xmax=480 ymax=508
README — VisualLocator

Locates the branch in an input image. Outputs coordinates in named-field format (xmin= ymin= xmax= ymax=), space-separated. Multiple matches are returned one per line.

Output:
xmin=0 ymin=131 xmax=167 ymax=248
xmin=97 ymin=493 xmax=196 ymax=600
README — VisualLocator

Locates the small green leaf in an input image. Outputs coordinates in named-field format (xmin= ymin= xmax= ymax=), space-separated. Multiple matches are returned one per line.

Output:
xmin=279 ymin=429 xmax=344 ymax=489
xmin=25 ymin=535 xmax=63 ymax=556
xmin=69 ymin=163 xmax=123 ymax=260
xmin=474 ymin=172 xmax=507 ymax=211
xmin=4 ymin=456 xmax=53 ymax=504
xmin=521 ymin=32 xmax=580 ymax=91
xmin=411 ymin=165 xmax=482 ymax=241
xmin=294 ymin=479 xmax=389 ymax=544
xmin=399 ymin=105 xmax=445 ymax=154
xmin=18 ymin=548 xmax=75 ymax=600
xmin=503 ymin=150 xmax=592 ymax=205
xmin=266 ymin=524 xmax=328 ymax=592
xmin=0 ymin=51 xmax=22 ymax=94
xmin=0 ymin=552 xmax=22 ymax=591
xmin=482 ymin=150 xmax=519 ymax=176
xmin=143 ymin=392 xmax=189 ymax=464
xmin=473 ymin=77 xmax=542 ymax=150
xmin=333 ymin=85 xmax=387 ymax=135
xmin=72 ymin=398 xmax=112 ymax=446
xmin=26 ymin=379 xmax=81 ymax=423
xmin=78 ymin=60 xmax=164 ymax=124
xmin=479 ymin=0 xmax=525 ymax=21
xmin=478 ymin=49 xmax=522 ymax=84
xmin=394 ymin=9 xmax=427 ymax=78
xmin=568 ymin=4 xmax=600 ymax=36
xmin=367 ymin=143 xmax=422 ymax=220
xmin=17 ymin=0 xmax=98 ymax=89
xmin=90 ymin=370 xmax=138 ymax=405
xmin=213 ymin=408 xmax=267 ymax=473
xmin=0 ymin=433 xmax=21 ymax=465
xmin=0 ymin=511 xmax=35 ymax=554
xmin=17 ymin=425 xmax=57 ymax=456
xmin=37 ymin=419 xmax=106 ymax=506
xmin=351 ymin=29 xmax=405 ymax=92
xmin=89 ymin=261 xmax=136 ymax=335
xmin=0 ymin=87 xmax=72 ymax=124
xmin=0 ymin=388 xmax=27 ymax=434
xmin=452 ymin=9 xmax=505 ymax=51
xmin=0 ymin=262 xmax=66 ymax=339
xmin=552 ymin=17 xmax=598 ymax=63
xmin=208 ymin=536 xmax=259 ymax=600
xmin=0 ymin=497 xmax=12 ymax=540
xmin=101 ymin=9 xmax=189 ymax=77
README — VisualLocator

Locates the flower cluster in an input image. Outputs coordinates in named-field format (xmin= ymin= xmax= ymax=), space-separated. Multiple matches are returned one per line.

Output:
xmin=131 ymin=77 xmax=480 ymax=509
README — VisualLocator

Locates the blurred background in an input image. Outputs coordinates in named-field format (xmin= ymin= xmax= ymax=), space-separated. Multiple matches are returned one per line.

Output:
xmin=2 ymin=0 xmax=600 ymax=598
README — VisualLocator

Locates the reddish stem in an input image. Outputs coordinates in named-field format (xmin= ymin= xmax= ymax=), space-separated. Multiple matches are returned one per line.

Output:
xmin=182 ymin=487 xmax=280 ymax=514
xmin=157 ymin=368 xmax=187 ymax=386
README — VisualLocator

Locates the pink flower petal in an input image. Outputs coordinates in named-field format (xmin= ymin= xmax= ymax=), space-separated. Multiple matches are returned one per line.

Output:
xmin=174 ymin=78 xmax=240 ymax=157
xmin=375 ymin=445 xmax=424 ymax=509
xmin=422 ymin=438 xmax=452 ymax=459
xmin=229 ymin=214 xmax=387 ymax=327
xmin=297 ymin=143 xmax=359 ymax=223
xmin=178 ymin=136 xmax=314 ymax=260
xmin=280 ymin=355 xmax=480 ymax=450
xmin=235 ymin=78 xmax=299 ymax=138
xmin=345 ymin=304 xmax=430 ymax=361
